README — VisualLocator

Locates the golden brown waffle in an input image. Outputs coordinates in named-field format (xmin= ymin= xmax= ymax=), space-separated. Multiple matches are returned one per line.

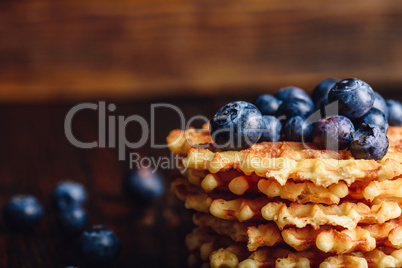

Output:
xmin=284 ymin=217 xmax=402 ymax=253
xmin=180 ymin=166 xmax=402 ymax=205
xmin=181 ymin=168 xmax=350 ymax=204
xmin=167 ymin=125 xmax=402 ymax=157
xmin=363 ymin=177 xmax=402 ymax=202
xmin=212 ymin=246 xmax=402 ymax=268
xmin=183 ymin=149 xmax=402 ymax=187
xmin=186 ymin=227 xmax=234 ymax=268
xmin=172 ymin=176 xmax=402 ymax=227
xmin=192 ymin=213 xmax=249 ymax=243
xmin=192 ymin=213 xmax=283 ymax=251
xmin=262 ymin=201 xmax=401 ymax=230
xmin=172 ymin=176 xmax=266 ymax=222
xmin=194 ymin=212 xmax=402 ymax=254
xmin=187 ymin=228 xmax=402 ymax=267
xmin=168 ymin=126 xmax=402 ymax=187
xmin=167 ymin=126 xmax=213 ymax=156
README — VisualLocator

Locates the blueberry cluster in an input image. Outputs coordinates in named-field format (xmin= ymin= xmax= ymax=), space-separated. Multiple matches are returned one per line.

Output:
xmin=53 ymin=182 xmax=121 ymax=266
xmin=210 ymin=78 xmax=402 ymax=160
xmin=3 ymin=181 xmax=121 ymax=266
xmin=54 ymin=182 xmax=119 ymax=265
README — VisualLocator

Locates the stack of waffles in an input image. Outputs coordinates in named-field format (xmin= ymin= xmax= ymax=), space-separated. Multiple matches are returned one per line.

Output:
xmin=167 ymin=124 xmax=402 ymax=268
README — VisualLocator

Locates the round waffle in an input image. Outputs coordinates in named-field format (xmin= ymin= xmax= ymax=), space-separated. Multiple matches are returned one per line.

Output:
xmin=168 ymin=126 xmax=402 ymax=187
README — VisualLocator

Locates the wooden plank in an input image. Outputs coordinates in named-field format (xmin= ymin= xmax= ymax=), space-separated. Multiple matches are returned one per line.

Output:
xmin=1 ymin=0 xmax=402 ymax=101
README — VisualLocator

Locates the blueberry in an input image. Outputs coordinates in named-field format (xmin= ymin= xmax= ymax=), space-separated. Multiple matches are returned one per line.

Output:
xmin=328 ymin=78 xmax=374 ymax=119
xmin=253 ymin=94 xmax=282 ymax=115
xmin=77 ymin=225 xmax=121 ymax=264
xmin=372 ymin=92 xmax=388 ymax=115
xmin=210 ymin=101 xmax=265 ymax=150
xmin=354 ymin=108 xmax=388 ymax=134
xmin=53 ymin=181 xmax=87 ymax=211
xmin=386 ymin=100 xmax=402 ymax=126
xmin=312 ymin=78 xmax=340 ymax=109
xmin=58 ymin=206 xmax=89 ymax=234
xmin=259 ymin=115 xmax=282 ymax=142
xmin=276 ymin=86 xmax=313 ymax=104
xmin=276 ymin=98 xmax=315 ymax=119
xmin=284 ymin=116 xmax=313 ymax=142
xmin=124 ymin=167 xmax=164 ymax=203
xmin=351 ymin=124 xmax=389 ymax=160
xmin=3 ymin=195 xmax=44 ymax=230
xmin=313 ymin=115 xmax=355 ymax=150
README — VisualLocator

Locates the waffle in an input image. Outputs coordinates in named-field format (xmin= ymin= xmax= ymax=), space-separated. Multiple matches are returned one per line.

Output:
xmin=262 ymin=200 xmax=401 ymax=230
xmin=181 ymin=168 xmax=350 ymax=204
xmin=172 ymin=176 xmax=402 ymax=228
xmin=167 ymin=125 xmax=402 ymax=156
xmin=193 ymin=212 xmax=402 ymax=254
xmin=172 ymin=176 xmax=266 ymax=222
xmin=180 ymin=167 xmax=347 ymax=204
xmin=180 ymin=167 xmax=402 ymax=206
xmin=168 ymin=126 xmax=402 ymax=187
xmin=212 ymin=246 xmax=402 ymax=268
xmin=183 ymin=149 xmax=402 ymax=187
xmin=284 ymin=216 xmax=402 ymax=253
xmin=186 ymin=227 xmax=234 ymax=268
xmin=363 ymin=177 xmax=402 ymax=201
xmin=187 ymin=228 xmax=402 ymax=268
xmin=192 ymin=213 xmax=283 ymax=251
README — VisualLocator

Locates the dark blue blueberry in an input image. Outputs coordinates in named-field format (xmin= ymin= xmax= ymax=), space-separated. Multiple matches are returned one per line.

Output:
xmin=64 ymin=266 xmax=78 ymax=268
xmin=53 ymin=181 xmax=87 ymax=211
xmin=58 ymin=206 xmax=89 ymax=234
xmin=386 ymin=100 xmax=402 ymax=126
xmin=253 ymin=94 xmax=282 ymax=115
xmin=77 ymin=225 xmax=121 ymax=264
xmin=3 ymin=195 xmax=44 ymax=230
xmin=354 ymin=108 xmax=388 ymax=134
xmin=372 ymin=92 xmax=388 ymax=115
xmin=124 ymin=167 xmax=164 ymax=203
xmin=210 ymin=101 xmax=265 ymax=150
xmin=351 ymin=124 xmax=389 ymax=160
xmin=276 ymin=98 xmax=315 ymax=119
xmin=284 ymin=116 xmax=313 ymax=142
xmin=312 ymin=78 xmax=340 ymax=109
xmin=313 ymin=115 xmax=355 ymax=150
xmin=276 ymin=86 xmax=313 ymax=104
xmin=328 ymin=78 xmax=374 ymax=119
xmin=259 ymin=115 xmax=282 ymax=142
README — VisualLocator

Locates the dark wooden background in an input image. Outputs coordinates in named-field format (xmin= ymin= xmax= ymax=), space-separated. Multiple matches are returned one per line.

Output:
xmin=1 ymin=0 xmax=402 ymax=102
xmin=0 ymin=96 xmax=219 ymax=268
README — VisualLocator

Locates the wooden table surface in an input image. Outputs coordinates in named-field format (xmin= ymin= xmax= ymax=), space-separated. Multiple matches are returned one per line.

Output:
xmin=0 ymin=93 xmax=400 ymax=267
xmin=0 ymin=95 xmax=226 ymax=268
